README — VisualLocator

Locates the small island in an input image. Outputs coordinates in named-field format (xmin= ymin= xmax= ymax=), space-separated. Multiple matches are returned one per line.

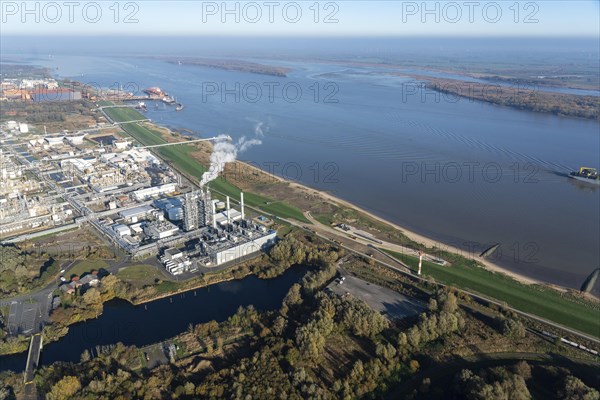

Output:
xmin=166 ymin=57 xmax=291 ymax=77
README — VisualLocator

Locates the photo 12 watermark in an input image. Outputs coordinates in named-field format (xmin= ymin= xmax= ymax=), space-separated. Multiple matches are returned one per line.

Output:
xmin=400 ymin=81 xmax=540 ymax=106
xmin=200 ymin=1 xmax=340 ymax=24
xmin=401 ymin=1 xmax=540 ymax=24
xmin=201 ymin=81 xmax=340 ymax=104
xmin=398 ymin=161 xmax=540 ymax=184
xmin=1 ymin=1 xmax=141 ymax=24
xmin=223 ymin=160 xmax=341 ymax=185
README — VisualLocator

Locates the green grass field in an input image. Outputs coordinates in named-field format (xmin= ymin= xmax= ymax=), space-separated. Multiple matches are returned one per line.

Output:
xmin=117 ymin=265 xmax=165 ymax=287
xmin=382 ymin=249 xmax=600 ymax=337
xmin=103 ymin=106 xmax=146 ymax=122
xmin=67 ymin=260 xmax=109 ymax=278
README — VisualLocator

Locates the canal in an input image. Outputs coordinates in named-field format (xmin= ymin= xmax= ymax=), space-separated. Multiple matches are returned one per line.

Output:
xmin=0 ymin=266 xmax=306 ymax=373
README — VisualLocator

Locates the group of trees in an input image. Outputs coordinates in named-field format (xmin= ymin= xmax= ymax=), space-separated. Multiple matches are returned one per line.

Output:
xmin=426 ymin=79 xmax=600 ymax=120
xmin=0 ymin=245 xmax=59 ymax=297
xmin=455 ymin=367 xmax=531 ymax=400
xmin=449 ymin=362 xmax=599 ymax=400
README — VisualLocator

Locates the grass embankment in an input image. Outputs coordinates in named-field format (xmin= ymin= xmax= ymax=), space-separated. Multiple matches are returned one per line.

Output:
xmin=67 ymin=260 xmax=108 ymax=279
xmin=382 ymin=249 xmax=600 ymax=337
xmin=116 ymin=265 xmax=165 ymax=287
xmin=102 ymin=105 xmax=308 ymax=222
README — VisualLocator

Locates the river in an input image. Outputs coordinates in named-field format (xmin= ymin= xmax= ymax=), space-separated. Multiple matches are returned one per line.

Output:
xmin=3 ymin=54 xmax=600 ymax=293
xmin=0 ymin=267 xmax=305 ymax=373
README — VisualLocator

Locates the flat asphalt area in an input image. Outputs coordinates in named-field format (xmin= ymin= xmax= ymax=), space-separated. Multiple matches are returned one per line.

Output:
xmin=142 ymin=342 xmax=170 ymax=369
xmin=327 ymin=273 xmax=426 ymax=320
xmin=7 ymin=301 xmax=40 ymax=335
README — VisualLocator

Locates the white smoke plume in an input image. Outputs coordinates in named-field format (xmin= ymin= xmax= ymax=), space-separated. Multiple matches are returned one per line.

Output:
xmin=200 ymin=121 xmax=267 ymax=187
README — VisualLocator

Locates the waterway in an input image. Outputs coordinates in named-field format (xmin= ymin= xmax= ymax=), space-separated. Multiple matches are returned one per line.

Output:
xmin=3 ymin=54 xmax=600 ymax=293
xmin=0 ymin=266 xmax=305 ymax=373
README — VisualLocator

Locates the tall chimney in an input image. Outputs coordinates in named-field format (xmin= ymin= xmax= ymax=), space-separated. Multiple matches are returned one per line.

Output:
xmin=226 ymin=196 xmax=231 ymax=225
xmin=212 ymin=200 xmax=217 ymax=229
xmin=240 ymin=192 xmax=245 ymax=220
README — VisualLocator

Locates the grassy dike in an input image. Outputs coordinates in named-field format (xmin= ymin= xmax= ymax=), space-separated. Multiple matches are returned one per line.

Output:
xmin=102 ymin=104 xmax=599 ymax=338
xmin=382 ymin=249 xmax=599 ymax=337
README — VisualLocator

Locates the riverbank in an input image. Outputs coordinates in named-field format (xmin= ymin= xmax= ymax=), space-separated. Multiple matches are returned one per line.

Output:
xmin=137 ymin=115 xmax=592 ymax=296
xmin=236 ymin=159 xmax=556 ymax=290
xmin=102 ymin=102 xmax=599 ymax=337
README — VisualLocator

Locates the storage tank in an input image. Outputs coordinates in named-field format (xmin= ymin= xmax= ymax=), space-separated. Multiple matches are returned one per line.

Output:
xmin=167 ymin=207 xmax=183 ymax=221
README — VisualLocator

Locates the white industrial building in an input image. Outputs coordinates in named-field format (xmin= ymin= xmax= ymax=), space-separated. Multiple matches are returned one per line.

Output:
xmin=209 ymin=230 xmax=277 ymax=265
xmin=144 ymin=220 xmax=179 ymax=240
xmin=161 ymin=248 xmax=191 ymax=275
xmin=133 ymin=183 xmax=177 ymax=201
xmin=60 ymin=158 xmax=96 ymax=173
xmin=214 ymin=209 xmax=242 ymax=226
xmin=65 ymin=134 xmax=86 ymax=145
xmin=44 ymin=136 xmax=64 ymax=146
xmin=118 ymin=205 xmax=154 ymax=223
xmin=18 ymin=123 xmax=28 ymax=134
xmin=113 ymin=223 xmax=131 ymax=237
xmin=114 ymin=140 xmax=129 ymax=150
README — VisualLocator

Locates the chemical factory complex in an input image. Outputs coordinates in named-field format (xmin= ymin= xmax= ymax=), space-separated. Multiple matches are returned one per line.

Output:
xmin=0 ymin=115 xmax=276 ymax=275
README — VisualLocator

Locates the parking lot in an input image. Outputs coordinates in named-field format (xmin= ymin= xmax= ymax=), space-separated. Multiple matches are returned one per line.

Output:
xmin=327 ymin=273 xmax=426 ymax=320
xmin=6 ymin=300 xmax=41 ymax=335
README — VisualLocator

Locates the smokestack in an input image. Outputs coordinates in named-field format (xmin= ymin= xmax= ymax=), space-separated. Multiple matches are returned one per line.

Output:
xmin=240 ymin=192 xmax=245 ymax=220
xmin=212 ymin=200 xmax=217 ymax=229
xmin=226 ymin=196 xmax=231 ymax=225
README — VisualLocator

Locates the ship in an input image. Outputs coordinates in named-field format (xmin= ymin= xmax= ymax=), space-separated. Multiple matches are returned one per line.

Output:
xmin=176 ymin=103 xmax=184 ymax=111
xmin=144 ymin=87 xmax=163 ymax=96
xmin=569 ymin=167 xmax=600 ymax=185
xmin=162 ymin=95 xmax=175 ymax=104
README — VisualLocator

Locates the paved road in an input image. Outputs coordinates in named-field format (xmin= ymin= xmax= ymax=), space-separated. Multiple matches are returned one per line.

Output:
xmin=304 ymin=211 xmax=447 ymax=266
xmin=24 ymin=334 xmax=42 ymax=383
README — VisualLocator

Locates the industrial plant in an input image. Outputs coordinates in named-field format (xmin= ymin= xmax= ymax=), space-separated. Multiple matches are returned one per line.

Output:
xmin=0 ymin=118 xmax=276 ymax=276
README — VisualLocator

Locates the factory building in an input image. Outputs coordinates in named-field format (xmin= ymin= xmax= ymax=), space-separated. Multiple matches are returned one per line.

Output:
xmin=160 ymin=248 xmax=191 ymax=275
xmin=65 ymin=134 xmax=86 ymax=145
xmin=133 ymin=183 xmax=176 ymax=201
xmin=144 ymin=220 xmax=179 ymax=240
xmin=209 ymin=229 xmax=277 ymax=265
xmin=60 ymin=158 xmax=95 ymax=173
xmin=44 ymin=136 xmax=64 ymax=146
xmin=183 ymin=189 xmax=213 ymax=231
xmin=113 ymin=223 xmax=131 ymax=237
xmin=119 ymin=205 xmax=154 ymax=223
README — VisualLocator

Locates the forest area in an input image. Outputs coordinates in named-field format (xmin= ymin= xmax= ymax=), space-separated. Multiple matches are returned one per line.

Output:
xmin=1 ymin=231 xmax=597 ymax=399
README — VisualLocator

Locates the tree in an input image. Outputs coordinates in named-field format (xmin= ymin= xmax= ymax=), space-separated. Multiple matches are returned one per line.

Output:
xmin=440 ymin=291 xmax=458 ymax=313
xmin=409 ymin=359 xmax=420 ymax=373
xmin=428 ymin=298 xmax=438 ymax=312
xmin=47 ymin=376 xmax=81 ymax=400
xmin=80 ymin=349 xmax=91 ymax=362
xmin=283 ymin=283 xmax=303 ymax=307
xmin=501 ymin=318 xmax=526 ymax=338
xmin=562 ymin=376 xmax=600 ymax=400
xmin=513 ymin=361 xmax=532 ymax=380
xmin=82 ymin=287 xmax=102 ymax=306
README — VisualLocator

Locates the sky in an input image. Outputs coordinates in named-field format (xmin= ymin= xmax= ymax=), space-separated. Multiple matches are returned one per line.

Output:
xmin=1 ymin=0 xmax=599 ymax=37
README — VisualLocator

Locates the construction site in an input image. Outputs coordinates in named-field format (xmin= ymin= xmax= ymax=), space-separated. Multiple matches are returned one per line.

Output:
xmin=0 ymin=117 xmax=276 ymax=276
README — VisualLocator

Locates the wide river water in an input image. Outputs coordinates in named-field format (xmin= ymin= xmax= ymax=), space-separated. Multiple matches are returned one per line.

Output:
xmin=4 ymin=54 xmax=600 ymax=292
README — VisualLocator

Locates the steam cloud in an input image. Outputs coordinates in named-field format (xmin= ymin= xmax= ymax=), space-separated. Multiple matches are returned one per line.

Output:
xmin=200 ymin=121 xmax=267 ymax=187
